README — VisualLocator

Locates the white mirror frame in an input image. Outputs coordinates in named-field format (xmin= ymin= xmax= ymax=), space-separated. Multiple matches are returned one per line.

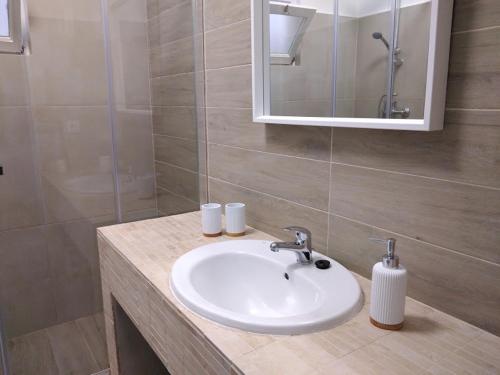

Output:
xmin=252 ymin=0 xmax=454 ymax=131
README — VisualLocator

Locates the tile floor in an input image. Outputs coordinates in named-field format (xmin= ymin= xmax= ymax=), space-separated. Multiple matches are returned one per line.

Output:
xmin=7 ymin=313 xmax=109 ymax=375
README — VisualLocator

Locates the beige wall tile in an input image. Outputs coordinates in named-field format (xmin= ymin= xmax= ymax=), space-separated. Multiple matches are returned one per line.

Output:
xmin=27 ymin=0 xmax=102 ymax=21
xmin=154 ymin=135 xmax=198 ymax=171
xmin=206 ymin=108 xmax=331 ymax=161
xmin=0 ymin=55 xmax=29 ymax=106
xmin=445 ymin=107 xmax=500 ymax=126
xmin=153 ymin=106 xmax=197 ymax=139
xmin=209 ymin=144 xmax=330 ymax=210
xmin=114 ymin=109 xmax=156 ymax=216
xmin=155 ymin=162 xmax=199 ymax=201
xmin=452 ymin=0 xmax=500 ymax=32
xmin=157 ymin=187 xmax=199 ymax=216
xmin=107 ymin=0 xmax=151 ymax=108
xmin=33 ymin=107 xmax=116 ymax=223
xmin=205 ymin=20 xmax=251 ymax=69
xmin=0 ymin=277 xmax=57 ymax=338
xmin=0 ymin=107 xmax=45 ymax=231
xmin=209 ymin=178 xmax=329 ymax=252
xmin=0 ymin=227 xmax=49 ymax=290
xmin=328 ymin=215 xmax=500 ymax=334
xmin=447 ymin=27 xmax=500 ymax=109
xmin=147 ymin=1 xmax=193 ymax=48
xmin=151 ymin=73 xmax=195 ymax=107
xmin=147 ymin=0 xmax=186 ymax=20
xmin=27 ymin=15 xmax=107 ymax=106
xmin=150 ymin=37 xmax=194 ymax=77
xmin=206 ymin=65 xmax=252 ymax=108
xmin=330 ymin=164 xmax=500 ymax=264
xmin=331 ymin=117 xmax=500 ymax=188
xmin=46 ymin=220 xmax=98 ymax=279
xmin=50 ymin=271 xmax=100 ymax=325
xmin=203 ymin=0 xmax=249 ymax=31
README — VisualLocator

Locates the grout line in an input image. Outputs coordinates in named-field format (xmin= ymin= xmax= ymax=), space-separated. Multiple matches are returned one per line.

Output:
xmin=151 ymin=105 xmax=196 ymax=109
xmin=154 ymin=133 xmax=197 ymax=142
xmin=146 ymin=0 xmax=191 ymax=23
xmin=330 ymin=161 xmax=500 ymax=192
xmin=156 ymin=185 xmax=199 ymax=205
xmin=200 ymin=0 xmax=210 ymax=204
xmin=204 ymin=18 xmax=250 ymax=35
xmin=326 ymin=129 xmax=334 ymax=253
xmin=155 ymin=159 xmax=199 ymax=174
xmin=205 ymin=106 xmax=252 ymax=110
xmin=452 ymin=24 xmax=500 ymax=35
xmin=208 ymin=142 xmax=331 ymax=163
xmin=152 ymin=70 xmax=195 ymax=79
xmin=205 ymin=63 xmax=251 ymax=72
xmin=209 ymin=176 xmax=330 ymax=215
xmin=331 ymin=213 xmax=500 ymax=268
xmin=149 ymin=33 xmax=194 ymax=51
xmin=445 ymin=107 xmax=500 ymax=113
xmin=143 ymin=0 xmax=159 ymax=219
xmin=150 ymin=71 xmax=194 ymax=79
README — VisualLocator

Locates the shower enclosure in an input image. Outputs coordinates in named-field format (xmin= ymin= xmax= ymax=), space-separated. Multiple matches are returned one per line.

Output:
xmin=0 ymin=0 xmax=205 ymax=373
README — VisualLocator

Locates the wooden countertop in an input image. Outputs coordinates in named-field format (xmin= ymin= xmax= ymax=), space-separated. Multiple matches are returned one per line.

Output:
xmin=97 ymin=212 xmax=500 ymax=375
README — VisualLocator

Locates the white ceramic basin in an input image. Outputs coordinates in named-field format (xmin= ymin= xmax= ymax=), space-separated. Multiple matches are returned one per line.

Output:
xmin=171 ymin=240 xmax=363 ymax=334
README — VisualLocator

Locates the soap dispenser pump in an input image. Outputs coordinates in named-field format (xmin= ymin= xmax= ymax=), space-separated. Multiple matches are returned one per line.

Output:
xmin=369 ymin=238 xmax=407 ymax=330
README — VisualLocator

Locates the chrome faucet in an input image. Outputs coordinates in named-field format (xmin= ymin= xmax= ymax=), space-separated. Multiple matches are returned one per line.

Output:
xmin=270 ymin=226 xmax=313 ymax=265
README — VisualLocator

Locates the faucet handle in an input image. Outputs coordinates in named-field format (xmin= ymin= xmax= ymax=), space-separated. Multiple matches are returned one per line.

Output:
xmin=284 ymin=226 xmax=311 ymax=236
xmin=284 ymin=226 xmax=312 ymax=246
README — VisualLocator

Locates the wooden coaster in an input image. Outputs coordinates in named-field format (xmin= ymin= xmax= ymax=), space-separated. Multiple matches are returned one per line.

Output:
xmin=370 ymin=317 xmax=404 ymax=331
xmin=203 ymin=232 xmax=222 ymax=237
xmin=225 ymin=231 xmax=245 ymax=237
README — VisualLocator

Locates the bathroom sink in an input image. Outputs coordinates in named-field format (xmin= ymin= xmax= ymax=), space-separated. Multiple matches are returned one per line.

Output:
xmin=170 ymin=240 xmax=363 ymax=334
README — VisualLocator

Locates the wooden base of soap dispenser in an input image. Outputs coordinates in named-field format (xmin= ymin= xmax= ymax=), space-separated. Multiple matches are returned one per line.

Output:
xmin=370 ymin=317 xmax=404 ymax=331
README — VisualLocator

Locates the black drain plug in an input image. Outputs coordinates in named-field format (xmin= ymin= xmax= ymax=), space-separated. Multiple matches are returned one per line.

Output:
xmin=315 ymin=259 xmax=331 ymax=269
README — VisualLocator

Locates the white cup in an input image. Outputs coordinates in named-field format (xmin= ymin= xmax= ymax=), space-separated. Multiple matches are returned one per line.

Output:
xmin=225 ymin=203 xmax=246 ymax=236
xmin=201 ymin=203 xmax=222 ymax=237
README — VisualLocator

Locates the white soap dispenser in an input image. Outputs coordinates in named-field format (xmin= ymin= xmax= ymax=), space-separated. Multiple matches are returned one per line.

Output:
xmin=369 ymin=238 xmax=407 ymax=330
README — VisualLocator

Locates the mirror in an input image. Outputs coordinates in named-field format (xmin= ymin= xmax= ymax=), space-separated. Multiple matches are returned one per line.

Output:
xmin=252 ymin=0 xmax=454 ymax=131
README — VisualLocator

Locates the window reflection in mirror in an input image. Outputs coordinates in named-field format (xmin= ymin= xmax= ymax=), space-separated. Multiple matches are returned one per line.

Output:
xmin=269 ymin=0 xmax=333 ymax=117
xmin=0 ymin=0 xmax=9 ymax=37
xmin=268 ymin=0 xmax=431 ymax=120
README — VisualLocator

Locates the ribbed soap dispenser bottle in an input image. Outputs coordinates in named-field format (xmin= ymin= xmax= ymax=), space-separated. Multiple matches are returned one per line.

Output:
xmin=369 ymin=238 xmax=407 ymax=330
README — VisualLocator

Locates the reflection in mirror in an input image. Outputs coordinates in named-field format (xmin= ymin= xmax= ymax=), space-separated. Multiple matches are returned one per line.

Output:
xmin=269 ymin=0 xmax=333 ymax=117
xmin=0 ymin=0 xmax=9 ymax=37
xmin=336 ymin=0 xmax=430 ymax=119
xmin=268 ymin=0 xmax=431 ymax=120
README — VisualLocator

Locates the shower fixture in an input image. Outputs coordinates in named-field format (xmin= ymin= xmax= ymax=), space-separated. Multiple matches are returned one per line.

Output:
xmin=372 ymin=32 xmax=389 ymax=49
xmin=372 ymin=31 xmax=403 ymax=67
xmin=372 ymin=29 xmax=408 ymax=119
xmin=377 ymin=94 xmax=410 ymax=119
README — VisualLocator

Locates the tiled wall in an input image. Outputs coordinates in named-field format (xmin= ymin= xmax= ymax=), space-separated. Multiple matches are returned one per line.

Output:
xmin=0 ymin=0 xmax=156 ymax=338
xmin=204 ymin=0 xmax=500 ymax=335
xmin=147 ymin=0 xmax=203 ymax=215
